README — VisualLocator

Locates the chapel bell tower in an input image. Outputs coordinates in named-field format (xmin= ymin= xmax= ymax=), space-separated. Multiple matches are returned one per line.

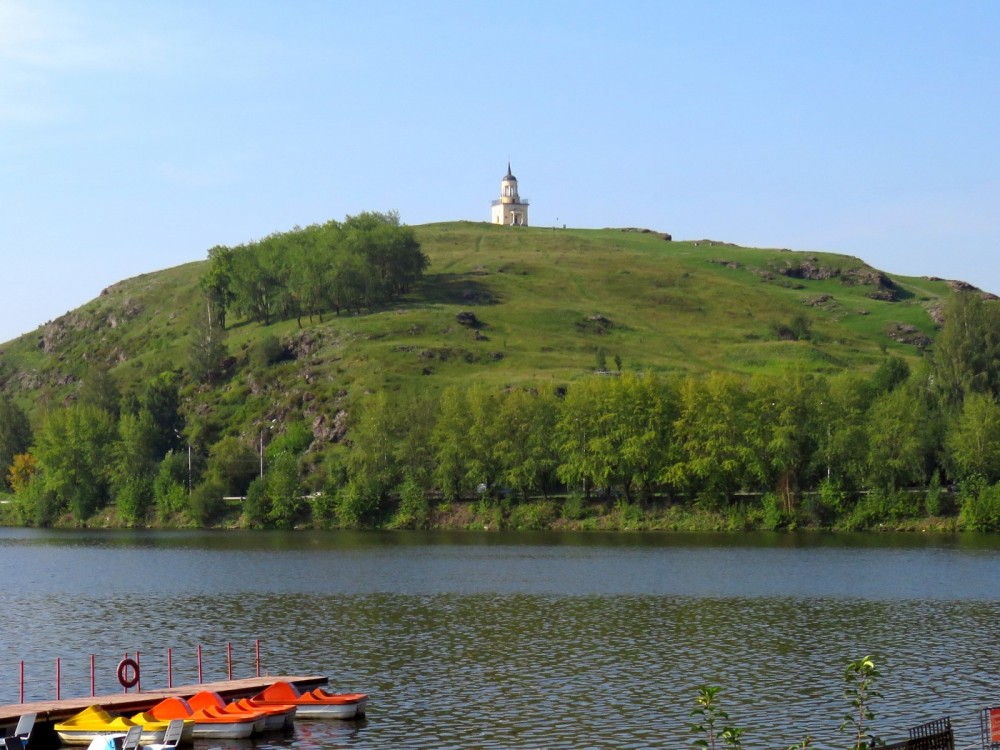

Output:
xmin=490 ymin=163 xmax=529 ymax=226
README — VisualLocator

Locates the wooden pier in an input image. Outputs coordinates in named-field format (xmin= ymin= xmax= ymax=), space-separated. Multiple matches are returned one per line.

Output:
xmin=0 ymin=674 xmax=328 ymax=729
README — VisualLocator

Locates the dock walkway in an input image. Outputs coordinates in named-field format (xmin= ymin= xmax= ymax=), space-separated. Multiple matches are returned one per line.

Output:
xmin=0 ymin=674 xmax=328 ymax=726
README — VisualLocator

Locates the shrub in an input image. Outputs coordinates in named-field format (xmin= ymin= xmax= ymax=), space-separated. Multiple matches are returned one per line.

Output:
xmin=612 ymin=498 xmax=644 ymax=529
xmin=335 ymin=480 xmax=380 ymax=528
xmin=561 ymin=492 xmax=587 ymax=521
xmin=924 ymin=470 xmax=947 ymax=516
xmin=310 ymin=490 xmax=338 ymax=528
xmin=242 ymin=477 xmax=269 ymax=528
xmin=800 ymin=480 xmax=844 ymax=527
xmin=12 ymin=475 xmax=58 ymax=527
xmin=761 ymin=492 xmax=791 ymax=530
xmin=960 ymin=482 xmax=1000 ymax=531
xmin=116 ymin=476 xmax=152 ymax=526
xmin=844 ymin=489 xmax=921 ymax=529
xmin=473 ymin=496 xmax=505 ymax=530
xmin=154 ymin=451 xmax=189 ymax=521
xmin=250 ymin=335 xmax=287 ymax=368
xmin=389 ymin=475 xmax=429 ymax=529
xmin=509 ymin=501 xmax=556 ymax=530
xmin=188 ymin=479 xmax=226 ymax=526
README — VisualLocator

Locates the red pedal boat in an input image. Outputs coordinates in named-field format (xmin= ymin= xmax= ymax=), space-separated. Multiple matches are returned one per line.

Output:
xmin=251 ymin=680 xmax=369 ymax=719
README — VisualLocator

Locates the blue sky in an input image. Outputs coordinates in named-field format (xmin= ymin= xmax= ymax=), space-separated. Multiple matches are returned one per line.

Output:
xmin=2 ymin=1 xmax=998 ymax=345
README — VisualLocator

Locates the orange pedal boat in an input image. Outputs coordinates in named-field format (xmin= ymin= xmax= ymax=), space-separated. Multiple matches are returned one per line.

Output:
xmin=141 ymin=697 xmax=263 ymax=740
xmin=230 ymin=697 xmax=296 ymax=731
xmin=188 ymin=690 xmax=292 ymax=732
xmin=251 ymin=680 xmax=369 ymax=719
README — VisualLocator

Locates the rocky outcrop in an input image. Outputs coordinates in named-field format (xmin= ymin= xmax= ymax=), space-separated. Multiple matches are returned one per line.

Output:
xmin=886 ymin=323 xmax=932 ymax=348
xmin=576 ymin=314 xmax=614 ymax=335
xmin=618 ymin=227 xmax=672 ymax=241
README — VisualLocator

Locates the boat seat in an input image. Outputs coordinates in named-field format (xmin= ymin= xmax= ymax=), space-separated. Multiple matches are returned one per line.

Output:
xmin=13 ymin=714 xmax=34 ymax=744
xmin=143 ymin=719 xmax=184 ymax=750
xmin=120 ymin=725 xmax=143 ymax=750
xmin=4 ymin=737 xmax=23 ymax=750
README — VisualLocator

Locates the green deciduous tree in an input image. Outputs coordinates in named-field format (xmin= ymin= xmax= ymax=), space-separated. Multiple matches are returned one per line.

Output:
xmin=77 ymin=367 xmax=121 ymax=417
xmin=817 ymin=373 xmax=874 ymax=491
xmin=134 ymin=372 xmax=184 ymax=459
xmin=864 ymin=385 xmax=933 ymax=491
xmin=932 ymin=292 xmax=1000 ymax=409
xmin=207 ymin=436 xmax=259 ymax=498
xmin=188 ymin=298 xmax=229 ymax=384
xmin=495 ymin=386 xmax=560 ymax=500
xmin=265 ymin=451 xmax=303 ymax=528
xmin=749 ymin=373 xmax=825 ymax=511
xmin=668 ymin=373 xmax=757 ymax=502
xmin=203 ymin=245 xmax=236 ymax=329
xmin=206 ymin=212 xmax=427 ymax=327
xmin=945 ymin=392 xmax=1000 ymax=483
xmin=111 ymin=408 xmax=160 ymax=524
xmin=556 ymin=373 xmax=677 ymax=502
xmin=432 ymin=386 xmax=474 ymax=499
xmin=154 ymin=450 xmax=189 ymax=521
xmin=348 ymin=391 xmax=406 ymax=503
xmin=34 ymin=403 xmax=117 ymax=520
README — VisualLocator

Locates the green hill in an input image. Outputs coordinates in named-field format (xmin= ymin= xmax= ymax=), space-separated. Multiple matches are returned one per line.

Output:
xmin=0 ymin=221 xmax=957 ymax=429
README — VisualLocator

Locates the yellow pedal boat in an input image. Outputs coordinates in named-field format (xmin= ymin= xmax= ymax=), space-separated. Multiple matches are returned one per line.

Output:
xmin=55 ymin=706 xmax=190 ymax=746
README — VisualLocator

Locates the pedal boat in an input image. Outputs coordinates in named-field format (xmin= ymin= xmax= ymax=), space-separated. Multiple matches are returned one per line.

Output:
xmin=230 ymin=697 xmax=296 ymax=731
xmin=140 ymin=697 xmax=261 ymax=740
xmin=187 ymin=691 xmax=268 ymax=733
xmin=55 ymin=706 xmax=171 ymax=745
xmin=251 ymin=680 xmax=369 ymax=719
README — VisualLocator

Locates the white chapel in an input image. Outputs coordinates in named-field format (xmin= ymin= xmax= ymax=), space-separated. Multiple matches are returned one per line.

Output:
xmin=490 ymin=163 xmax=529 ymax=226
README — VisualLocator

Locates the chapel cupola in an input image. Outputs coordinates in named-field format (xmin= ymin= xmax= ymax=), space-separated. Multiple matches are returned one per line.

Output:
xmin=490 ymin=162 xmax=529 ymax=226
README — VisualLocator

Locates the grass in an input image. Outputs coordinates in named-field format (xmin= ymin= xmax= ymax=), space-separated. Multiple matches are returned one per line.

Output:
xmin=0 ymin=221 xmax=958 ymax=433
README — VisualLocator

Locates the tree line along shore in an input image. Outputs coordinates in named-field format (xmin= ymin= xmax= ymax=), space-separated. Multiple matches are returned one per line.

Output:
xmin=2 ymin=290 xmax=1000 ymax=532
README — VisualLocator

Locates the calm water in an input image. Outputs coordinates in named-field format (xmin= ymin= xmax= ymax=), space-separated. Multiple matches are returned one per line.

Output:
xmin=2 ymin=529 xmax=1000 ymax=750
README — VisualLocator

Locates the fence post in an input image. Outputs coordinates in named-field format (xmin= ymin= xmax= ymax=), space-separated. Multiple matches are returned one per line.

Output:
xmin=136 ymin=650 xmax=141 ymax=693
xmin=19 ymin=660 xmax=23 ymax=704
xmin=56 ymin=657 xmax=61 ymax=700
xmin=197 ymin=645 xmax=203 ymax=684
xmin=167 ymin=648 xmax=173 ymax=688
xmin=255 ymin=640 xmax=260 ymax=677
xmin=91 ymin=655 xmax=95 ymax=697
xmin=227 ymin=642 xmax=232 ymax=680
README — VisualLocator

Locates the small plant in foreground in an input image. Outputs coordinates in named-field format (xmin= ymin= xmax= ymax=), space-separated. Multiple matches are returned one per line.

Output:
xmin=689 ymin=655 xmax=883 ymax=750
xmin=840 ymin=655 xmax=882 ymax=750
xmin=689 ymin=685 xmax=743 ymax=749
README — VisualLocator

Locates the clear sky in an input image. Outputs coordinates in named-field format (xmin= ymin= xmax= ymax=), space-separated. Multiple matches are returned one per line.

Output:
xmin=2 ymin=1 xmax=998 ymax=345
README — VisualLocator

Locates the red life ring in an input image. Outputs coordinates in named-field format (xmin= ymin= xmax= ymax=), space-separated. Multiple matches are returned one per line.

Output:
xmin=117 ymin=658 xmax=140 ymax=689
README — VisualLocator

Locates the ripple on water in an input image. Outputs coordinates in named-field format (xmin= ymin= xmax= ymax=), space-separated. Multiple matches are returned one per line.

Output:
xmin=3 ymin=533 xmax=1000 ymax=750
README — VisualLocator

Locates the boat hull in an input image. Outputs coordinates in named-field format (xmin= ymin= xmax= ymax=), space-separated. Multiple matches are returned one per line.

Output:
xmin=55 ymin=707 xmax=169 ymax=746
xmin=190 ymin=723 xmax=256 ymax=740
xmin=231 ymin=700 xmax=296 ymax=731
xmin=56 ymin=728 xmax=167 ymax=746
xmin=288 ymin=703 xmax=359 ymax=720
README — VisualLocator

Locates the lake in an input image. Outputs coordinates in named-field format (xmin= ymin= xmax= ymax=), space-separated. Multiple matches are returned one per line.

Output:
xmin=1 ymin=529 xmax=998 ymax=749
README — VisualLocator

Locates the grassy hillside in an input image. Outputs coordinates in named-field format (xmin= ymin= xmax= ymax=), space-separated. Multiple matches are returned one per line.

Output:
xmin=0 ymin=221 xmax=957 ymax=432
